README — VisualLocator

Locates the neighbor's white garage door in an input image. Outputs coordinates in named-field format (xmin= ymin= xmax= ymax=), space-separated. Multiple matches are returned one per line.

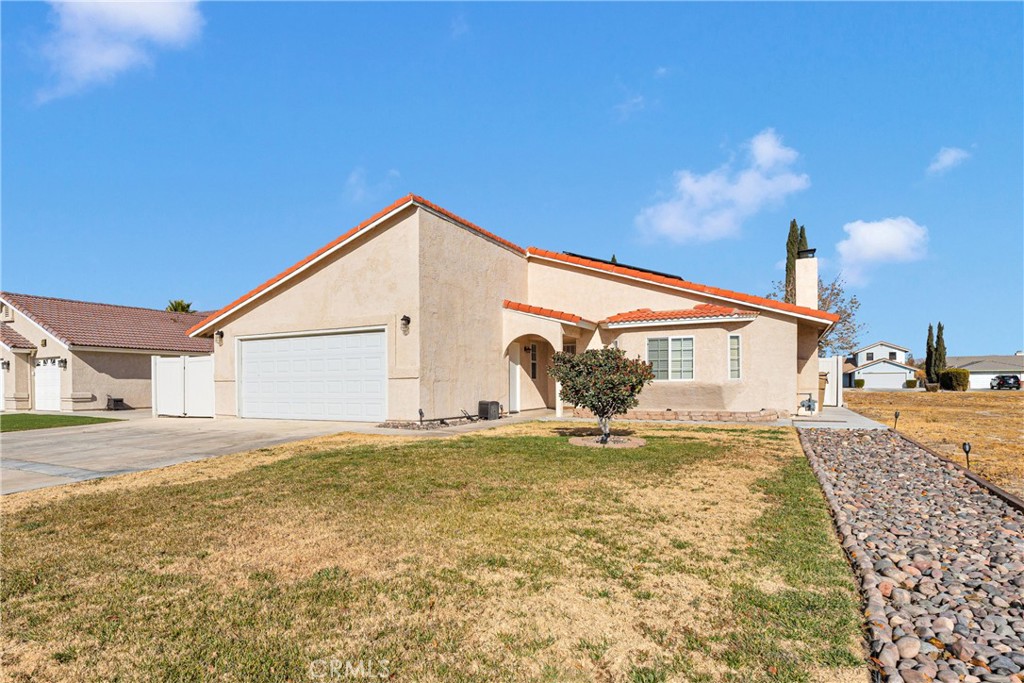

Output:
xmin=860 ymin=372 xmax=907 ymax=389
xmin=34 ymin=358 xmax=61 ymax=411
xmin=239 ymin=331 xmax=386 ymax=422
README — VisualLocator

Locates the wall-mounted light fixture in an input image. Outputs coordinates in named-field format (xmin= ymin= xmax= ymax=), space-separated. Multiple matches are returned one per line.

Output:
xmin=0 ymin=359 xmax=9 ymax=371
xmin=58 ymin=358 xmax=68 ymax=369
xmin=40 ymin=338 xmax=47 ymax=348
xmin=215 ymin=330 xmax=225 ymax=345
xmin=401 ymin=315 xmax=411 ymax=327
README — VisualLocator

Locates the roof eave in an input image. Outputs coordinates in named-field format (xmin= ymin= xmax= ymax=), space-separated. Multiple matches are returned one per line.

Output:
xmin=601 ymin=314 xmax=758 ymax=329
xmin=526 ymin=251 xmax=839 ymax=326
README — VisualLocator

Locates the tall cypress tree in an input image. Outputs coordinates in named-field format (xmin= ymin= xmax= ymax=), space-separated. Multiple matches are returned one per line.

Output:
xmin=798 ymin=225 xmax=808 ymax=252
xmin=935 ymin=322 xmax=947 ymax=377
xmin=925 ymin=324 xmax=935 ymax=383
xmin=785 ymin=219 xmax=800 ymax=303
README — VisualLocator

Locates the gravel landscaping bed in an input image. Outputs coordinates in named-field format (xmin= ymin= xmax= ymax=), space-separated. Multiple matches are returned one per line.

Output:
xmin=801 ymin=428 xmax=1024 ymax=683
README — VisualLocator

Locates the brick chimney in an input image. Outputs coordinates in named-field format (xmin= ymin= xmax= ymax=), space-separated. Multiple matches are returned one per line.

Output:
xmin=795 ymin=248 xmax=818 ymax=310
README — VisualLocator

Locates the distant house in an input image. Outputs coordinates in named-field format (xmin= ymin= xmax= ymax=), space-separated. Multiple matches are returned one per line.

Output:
xmin=947 ymin=353 xmax=1024 ymax=390
xmin=844 ymin=341 xmax=917 ymax=389
xmin=0 ymin=293 xmax=212 ymax=412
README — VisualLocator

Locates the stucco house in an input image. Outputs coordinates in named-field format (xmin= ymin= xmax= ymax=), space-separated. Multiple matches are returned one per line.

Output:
xmin=947 ymin=354 xmax=1024 ymax=390
xmin=843 ymin=341 xmax=918 ymax=389
xmin=0 ymin=293 xmax=212 ymax=412
xmin=188 ymin=195 xmax=837 ymax=422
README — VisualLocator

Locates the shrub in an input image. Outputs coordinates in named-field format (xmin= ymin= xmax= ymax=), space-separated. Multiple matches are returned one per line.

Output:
xmin=939 ymin=368 xmax=970 ymax=392
xmin=548 ymin=347 xmax=655 ymax=443
xmin=925 ymin=383 xmax=940 ymax=392
xmin=904 ymin=379 xmax=918 ymax=389
xmin=854 ymin=379 xmax=865 ymax=388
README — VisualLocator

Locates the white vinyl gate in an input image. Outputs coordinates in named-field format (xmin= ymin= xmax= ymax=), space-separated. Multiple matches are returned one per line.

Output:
xmin=238 ymin=331 xmax=386 ymax=422
xmin=152 ymin=355 xmax=214 ymax=417
xmin=34 ymin=358 xmax=62 ymax=411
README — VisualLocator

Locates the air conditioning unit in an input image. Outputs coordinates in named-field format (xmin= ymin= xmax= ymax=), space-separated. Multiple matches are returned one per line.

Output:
xmin=478 ymin=400 xmax=500 ymax=420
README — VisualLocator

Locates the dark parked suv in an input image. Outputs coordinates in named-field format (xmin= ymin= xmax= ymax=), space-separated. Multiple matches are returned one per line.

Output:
xmin=990 ymin=375 xmax=1021 ymax=390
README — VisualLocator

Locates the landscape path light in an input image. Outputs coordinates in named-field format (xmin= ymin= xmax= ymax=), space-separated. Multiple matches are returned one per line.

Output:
xmin=962 ymin=442 xmax=972 ymax=470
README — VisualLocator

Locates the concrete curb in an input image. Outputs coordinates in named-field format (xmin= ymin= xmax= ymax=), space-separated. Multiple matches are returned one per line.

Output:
xmin=798 ymin=428 xmax=887 ymax=683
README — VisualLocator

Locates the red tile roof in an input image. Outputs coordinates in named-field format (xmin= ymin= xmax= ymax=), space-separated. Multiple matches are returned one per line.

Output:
xmin=189 ymin=195 xmax=527 ymax=336
xmin=0 ymin=323 xmax=35 ymax=350
xmin=603 ymin=304 xmax=758 ymax=325
xmin=526 ymin=248 xmax=839 ymax=324
xmin=1 ymin=292 xmax=214 ymax=353
xmin=502 ymin=300 xmax=592 ymax=325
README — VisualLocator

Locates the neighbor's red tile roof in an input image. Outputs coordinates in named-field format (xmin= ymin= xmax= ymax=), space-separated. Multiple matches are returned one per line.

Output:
xmin=502 ymin=300 xmax=592 ymax=325
xmin=0 ymin=292 xmax=214 ymax=353
xmin=0 ymin=323 xmax=35 ymax=350
xmin=526 ymin=249 xmax=839 ymax=324
xmin=603 ymin=304 xmax=758 ymax=324
xmin=189 ymin=194 xmax=527 ymax=336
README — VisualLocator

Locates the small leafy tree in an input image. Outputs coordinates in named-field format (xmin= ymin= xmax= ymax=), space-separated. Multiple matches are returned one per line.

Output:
xmin=166 ymin=299 xmax=194 ymax=313
xmin=548 ymin=347 xmax=655 ymax=444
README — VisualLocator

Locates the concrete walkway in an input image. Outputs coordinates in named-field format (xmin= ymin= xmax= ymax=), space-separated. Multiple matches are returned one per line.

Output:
xmin=791 ymin=406 xmax=888 ymax=430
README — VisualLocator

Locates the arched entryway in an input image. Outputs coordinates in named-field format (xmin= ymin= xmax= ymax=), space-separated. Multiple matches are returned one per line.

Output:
xmin=506 ymin=335 xmax=557 ymax=414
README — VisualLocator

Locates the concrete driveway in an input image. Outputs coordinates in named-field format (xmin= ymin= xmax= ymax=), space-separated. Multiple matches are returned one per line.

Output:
xmin=1 ymin=413 xmax=382 ymax=495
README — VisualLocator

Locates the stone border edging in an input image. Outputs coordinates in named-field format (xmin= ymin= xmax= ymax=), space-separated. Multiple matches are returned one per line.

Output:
xmin=890 ymin=430 xmax=1024 ymax=515
xmin=797 ymin=429 xmax=887 ymax=683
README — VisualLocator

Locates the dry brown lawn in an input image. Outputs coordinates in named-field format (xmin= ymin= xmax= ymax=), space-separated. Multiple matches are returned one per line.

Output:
xmin=845 ymin=390 xmax=1024 ymax=496
xmin=2 ymin=422 xmax=865 ymax=682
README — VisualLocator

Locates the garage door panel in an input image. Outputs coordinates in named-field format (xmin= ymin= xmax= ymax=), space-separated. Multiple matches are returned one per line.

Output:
xmin=240 ymin=331 xmax=386 ymax=422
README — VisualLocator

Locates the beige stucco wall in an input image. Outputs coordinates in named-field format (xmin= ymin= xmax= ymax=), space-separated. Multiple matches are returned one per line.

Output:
xmin=206 ymin=207 xmax=423 ymax=419
xmin=70 ymin=351 xmax=154 ymax=410
xmin=796 ymin=323 xmax=821 ymax=410
xmin=1 ymin=348 xmax=33 ymax=411
xmin=417 ymin=210 xmax=528 ymax=418
xmin=607 ymin=314 xmax=797 ymax=412
xmin=528 ymin=259 xmax=819 ymax=414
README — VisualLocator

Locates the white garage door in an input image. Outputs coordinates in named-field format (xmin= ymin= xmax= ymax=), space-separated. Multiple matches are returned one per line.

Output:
xmin=239 ymin=331 xmax=386 ymax=422
xmin=34 ymin=358 xmax=62 ymax=411
xmin=861 ymin=372 xmax=907 ymax=389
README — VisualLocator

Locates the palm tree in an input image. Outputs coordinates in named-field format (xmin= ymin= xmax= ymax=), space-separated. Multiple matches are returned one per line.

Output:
xmin=166 ymin=299 xmax=194 ymax=313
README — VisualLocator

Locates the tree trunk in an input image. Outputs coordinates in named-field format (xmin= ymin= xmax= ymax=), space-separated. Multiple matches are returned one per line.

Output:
xmin=598 ymin=416 xmax=610 ymax=444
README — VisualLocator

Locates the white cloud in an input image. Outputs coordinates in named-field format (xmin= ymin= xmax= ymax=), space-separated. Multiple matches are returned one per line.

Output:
xmin=450 ymin=13 xmax=469 ymax=39
xmin=343 ymin=167 xmax=401 ymax=204
xmin=634 ymin=128 xmax=810 ymax=243
xmin=927 ymin=146 xmax=971 ymax=175
xmin=836 ymin=216 xmax=928 ymax=284
xmin=38 ymin=0 xmax=203 ymax=102
xmin=614 ymin=94 xmax=646 ymax=120
xmin=654 ymin=66 xmax=669 ymax=78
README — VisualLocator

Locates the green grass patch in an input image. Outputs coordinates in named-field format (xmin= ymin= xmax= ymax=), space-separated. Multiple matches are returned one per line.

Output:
xmin=1 ymin=428 xmax=864 ymax=682
xmin=0 ymin=413 xmax=121 ymax=432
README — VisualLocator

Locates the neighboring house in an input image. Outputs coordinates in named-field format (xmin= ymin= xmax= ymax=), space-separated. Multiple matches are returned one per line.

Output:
xmin=947 ymin=354 xmax=1024 ymax=390
xmin=843 ymin=341 xmax=916 ymax=388
xmin=0 ymin=293 xmax=213 ymax=412
xmin=188 ymin=195 xmax=838 ymax=422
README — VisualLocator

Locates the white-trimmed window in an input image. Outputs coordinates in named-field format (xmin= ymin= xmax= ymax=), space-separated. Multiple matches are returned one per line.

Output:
xmin=729 ymin=335 xmax=741 ymax=379
xmin=562 ymin=342 xmax=577 ymax=355
xmin=647 ymin=337 xmax=694 ymax=380
xmin=530 ymin=344 xmax=538 ymax=379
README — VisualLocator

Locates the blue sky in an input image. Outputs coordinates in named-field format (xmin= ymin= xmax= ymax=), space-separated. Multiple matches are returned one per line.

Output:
xmin=3 ymin=2 xmax=1021 ymax=356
